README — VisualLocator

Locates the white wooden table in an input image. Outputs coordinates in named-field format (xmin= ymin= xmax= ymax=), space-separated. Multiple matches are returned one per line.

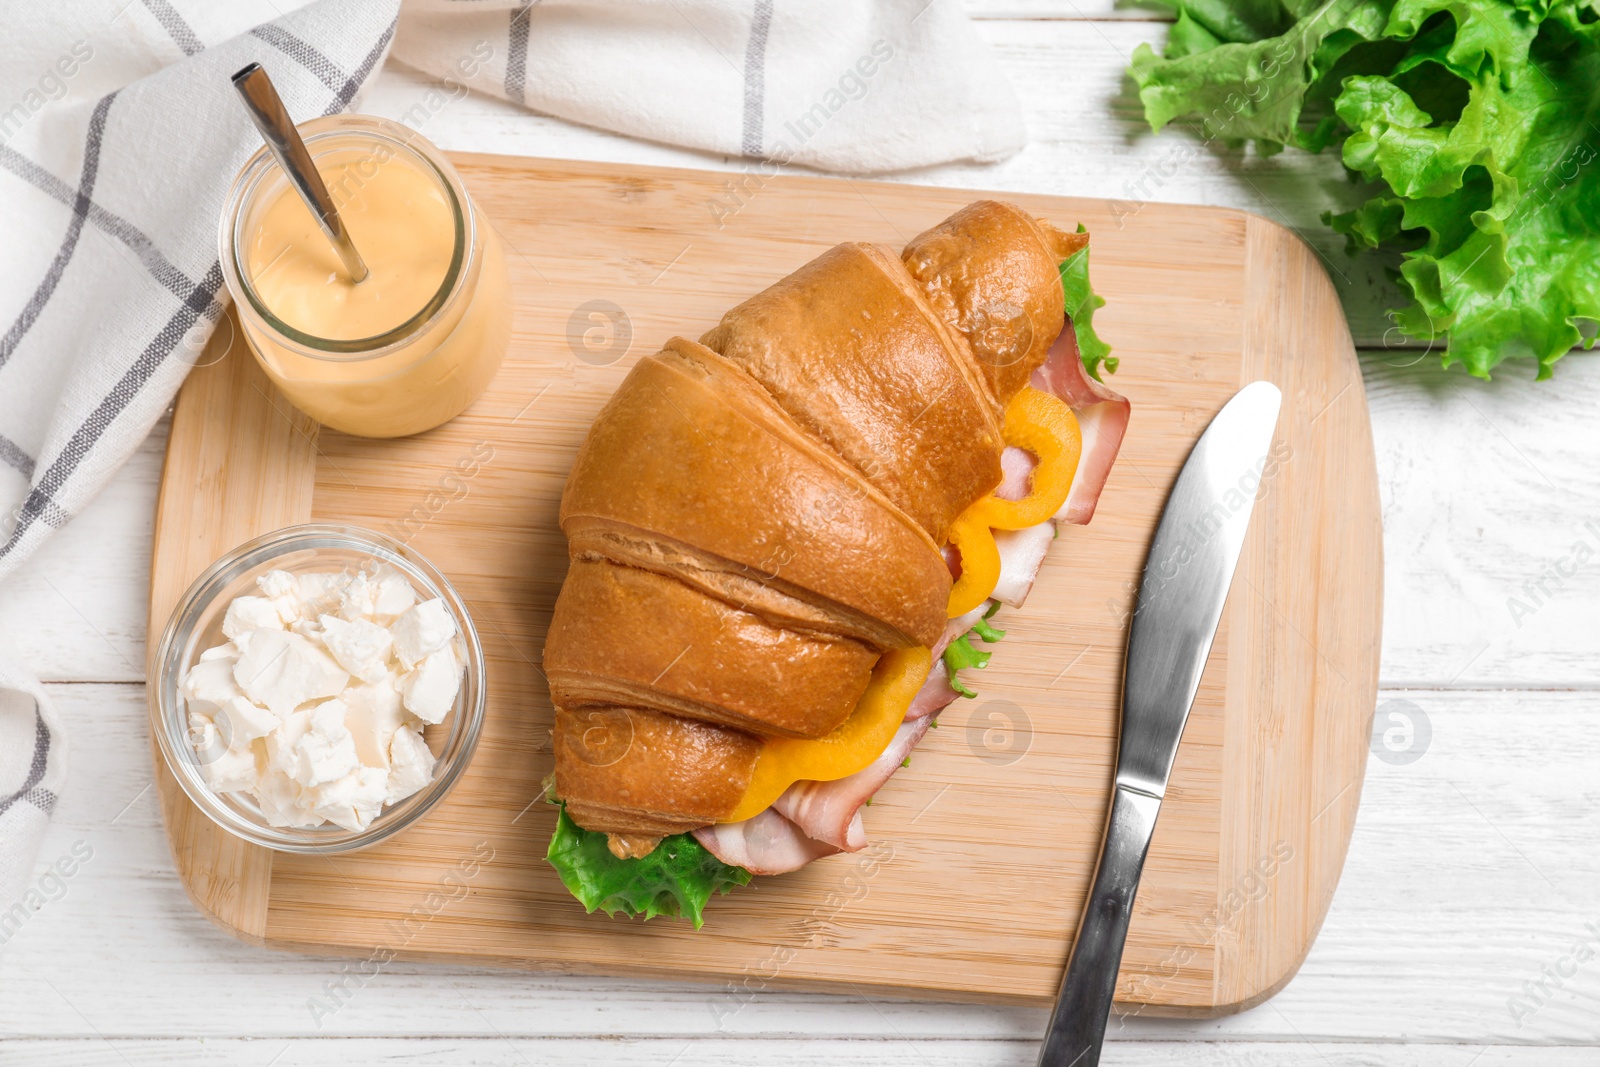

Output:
xmin=4 ymin=5 xmax=1600 ymax=1064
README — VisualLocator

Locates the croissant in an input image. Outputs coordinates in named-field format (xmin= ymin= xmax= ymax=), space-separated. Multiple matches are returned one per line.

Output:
xmin=545 ymin=201 xmax=1098 ymax=858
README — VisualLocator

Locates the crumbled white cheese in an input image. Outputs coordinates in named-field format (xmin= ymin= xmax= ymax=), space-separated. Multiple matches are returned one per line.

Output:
xmin=274 ymin=699 xmax=361 ymax=788
xmin=399 ymin=644 xmax=461 ymax=724
xmin=294 ymin=571 xmax=345 ymax=617
xmin=343 ymin=679 xmax=406 ymax=768
xmin=181 ymin=563 xmax=462 ymax=833
xmin=183 ymin=656 xmax=241 ymax=712
xmin=256 ymin=569 xmax=296 ymax=600
xmin=336 ymin=571 xmax=373 ymax=621
xmin=264 ymin=706 xmax=311 ymax=779
xmin=256 ymin=568 xmax=304 ymax=624
xmin=233 ymin=629 xmax=348 ymax=717
xmin=217 ymin=694 xmax=278 ymax=746
xmin=202 ymin=744 xmax=260 ymax=794
xmin=253 ymin=767 xmax=315 ymax=828
xmin=222 ymin=595 xmax=284 ymax=641
xmin=369 ymin=566 xmax=416 ymax=618
xmin=386 ymin=725 xmax=436 ymax=804
xmin=328 ymin=566 xmax=418 ymax=622
xmin=318 ymin=614 xmax=393 ymax=683
xmin=289 ymin=616 xmax=324 ymax=641
xmin=312 ymin=765 xmax=389 ymax=831
xmin=391 ymin=598 xmax=456 ymax=669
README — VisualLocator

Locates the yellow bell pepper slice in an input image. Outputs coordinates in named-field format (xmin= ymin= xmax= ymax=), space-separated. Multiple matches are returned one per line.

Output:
xmin=945 ymin=510 xmax=1002 ymax=618
xmin=724 ymin=646 xmax=932 ymax=823
xmin=945 ymin=387 xmax=1082 ymax=618
xmin=983 ymin=387 xmax=1082 ymax=530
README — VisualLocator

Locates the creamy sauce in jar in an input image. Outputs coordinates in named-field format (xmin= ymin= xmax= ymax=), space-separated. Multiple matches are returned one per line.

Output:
xmin=221 ymin=116 xmax=510 ymax=439
xmin=246 ymin=157 xmax=455 ymax=342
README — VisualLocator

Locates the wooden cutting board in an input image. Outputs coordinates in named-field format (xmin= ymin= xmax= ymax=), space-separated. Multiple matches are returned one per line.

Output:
xmin=147 ymin=155 xmax=1381 ymax=1015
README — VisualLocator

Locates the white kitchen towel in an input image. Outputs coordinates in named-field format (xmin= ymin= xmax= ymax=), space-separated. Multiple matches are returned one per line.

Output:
xmin=0 ymin=662 xmax=67 ymax=952
xmin=0 ymin=0 xmax=1022 ymax=952
xmin=0 ymin=0 xmax=403 ymax=953
xmin=390 ymin=0 xmax=1027 ymax=174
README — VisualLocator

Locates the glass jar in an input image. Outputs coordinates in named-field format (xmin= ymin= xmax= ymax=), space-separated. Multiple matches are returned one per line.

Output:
xmin=218 ymin=115 xmax=510 ymax=438
xmin=150 ymin=523 xmax=487 ymax=853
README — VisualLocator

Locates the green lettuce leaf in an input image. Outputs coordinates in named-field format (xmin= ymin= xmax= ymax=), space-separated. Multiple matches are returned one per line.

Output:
xmin=944 ymin=632 xmax=992 ymax=670
xmin=546 ymin=805 xmax=751 ymax=928
xmin=1128 ymin=0 xmax=1600 ymax=378
xmin=972 ymin=613 xmax=1006 ymax=643
xmin=943 ymin=604 xmax=1009 ymax=699
xmin=1060 ymin=232 xmax=1119 ymax=380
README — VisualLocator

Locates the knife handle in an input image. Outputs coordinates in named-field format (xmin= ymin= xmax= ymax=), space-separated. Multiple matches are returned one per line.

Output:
xmin=1037 ymin=784 xmax=1163 ymax=1067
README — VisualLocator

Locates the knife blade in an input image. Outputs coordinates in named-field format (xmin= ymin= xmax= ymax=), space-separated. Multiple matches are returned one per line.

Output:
xmin=1038 ymin=380 xmax=1283 ymax=1067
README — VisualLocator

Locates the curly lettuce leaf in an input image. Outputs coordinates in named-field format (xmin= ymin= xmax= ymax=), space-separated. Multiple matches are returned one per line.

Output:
xmin=1061 ymin=230 xmax=1119 ymax=380
xmin=546 ymin=806 xmax=751 ymax=928
xmin=943 ymin=603 xmax=1007 ymax=699
xmin=944 ymin=631 xmax=992 ymax=668
xmin=972 ymin=613 xmax=1006 ymax=643
xmin=1128 ymin=0 xmax=1600 ymax=378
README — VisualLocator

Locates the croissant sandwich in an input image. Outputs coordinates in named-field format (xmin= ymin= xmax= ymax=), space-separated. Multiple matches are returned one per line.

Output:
xmin=542 ymin=201 xmax=1130 ymax=925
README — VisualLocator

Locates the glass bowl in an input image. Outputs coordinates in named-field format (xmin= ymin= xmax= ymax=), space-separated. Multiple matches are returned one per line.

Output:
xmin=150 ymin=523 xmax=486 ymax=853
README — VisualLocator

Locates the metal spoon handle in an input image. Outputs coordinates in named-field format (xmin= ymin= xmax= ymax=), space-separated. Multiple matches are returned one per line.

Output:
xmin=231 ymin=62 xmax=368 ymax=283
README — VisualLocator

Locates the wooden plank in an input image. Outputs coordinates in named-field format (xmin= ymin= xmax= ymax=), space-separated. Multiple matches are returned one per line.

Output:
xmin=1206 ymin=216 xmax=1380 ymax=1012
xmin=140 ymin=155 xmax=1378 ymax=1012
xmin=143 ymin=317 xmax=319 ymax=945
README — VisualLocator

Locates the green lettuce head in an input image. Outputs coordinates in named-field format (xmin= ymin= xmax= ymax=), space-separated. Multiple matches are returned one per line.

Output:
xmin=1130 ymin=0 xmax=1600 ymax=379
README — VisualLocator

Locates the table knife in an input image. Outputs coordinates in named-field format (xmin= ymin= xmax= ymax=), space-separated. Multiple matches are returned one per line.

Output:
xmin=1038 ymin=380 xmax=1283 ymax=1067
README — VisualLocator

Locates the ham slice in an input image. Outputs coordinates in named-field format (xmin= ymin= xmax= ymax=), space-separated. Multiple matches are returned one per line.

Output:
xmin=907 ymin=656 xmax=963 ymax=720
xmin=772 ymin=717 xmax=934 ymax=850
xmin=941 ymin=543 xmax=961 ymax=581
xmin=992 ymin=521 xmax=1055 ymax=607
xmin=693 ymin=807 xmax=849 ymax=876
xmin=1031 ymin=327 xmax=1129 ymax=525
xmin=996 ymin=444 xmax=1034 ymax=501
